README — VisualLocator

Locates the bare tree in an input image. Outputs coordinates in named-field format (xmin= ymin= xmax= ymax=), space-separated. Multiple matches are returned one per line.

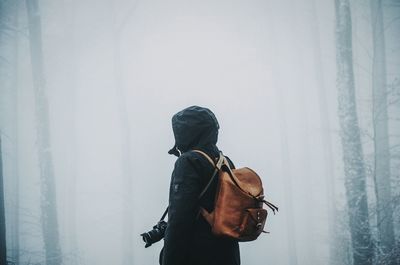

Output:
xmin=25 ymin=1 xmax=62 ymax=264
xmin=335 ymin=0 xmax=374 ymax=264
xmin=0 ymin=0 xmax=20 ymax=264
xmin=369 ymin=0 xmax=396 ymax=263
xmin=384 ymin=0 xmax=400 ymax=244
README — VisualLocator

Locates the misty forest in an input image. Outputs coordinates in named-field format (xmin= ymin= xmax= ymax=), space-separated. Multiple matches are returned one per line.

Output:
xmin=0 ymin=0 xmax=400 ymax=264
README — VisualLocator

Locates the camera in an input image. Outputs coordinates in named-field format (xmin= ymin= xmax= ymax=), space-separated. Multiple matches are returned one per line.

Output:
xmin=140 ymin=220 xmax=167 ymax=248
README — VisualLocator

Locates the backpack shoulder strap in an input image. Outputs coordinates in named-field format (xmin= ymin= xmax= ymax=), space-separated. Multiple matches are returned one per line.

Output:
xmin=159 ymin=151 xmax=224 ymax=221
xmin=192 ymin=149 xmax=216 ymax=167
xmin=192 ymin=149 xmax=224 ymax=170
xmin=192 ymin=150 xmax=224 ymax=199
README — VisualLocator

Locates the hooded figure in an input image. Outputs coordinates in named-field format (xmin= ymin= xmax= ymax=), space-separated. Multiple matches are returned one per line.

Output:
xmin=161 ymin=106 xmax=240 ymax=265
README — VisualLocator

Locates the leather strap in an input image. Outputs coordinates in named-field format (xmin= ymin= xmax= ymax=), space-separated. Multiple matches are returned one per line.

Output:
xmin=219 ymin=156 xmax=248 ymax=194
xmin=193 ymin=150 xmax=248 ymax=218
xmin=262 ymin=199 xmax=279 ymax=214
xmin=193 ymin=149 xmax=224 ymax=170
xmin=193 ymin=150 xmax=224 ymax=199
xmin=192 ymin=149 xmax=216 ymax=167
xmin=159 ymin=150 xmax=224 ymax=221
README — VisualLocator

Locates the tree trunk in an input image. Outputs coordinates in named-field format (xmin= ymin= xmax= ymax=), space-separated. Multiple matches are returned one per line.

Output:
xmin=335 ymin=0 xmax=374 ymax=264
xmin=382 ymin=1 xmax=400 ymax=261
xmin=25 ymin=1 xmax=62 ymax=264
xmin=370 ymin=1 xmax=396 ymax=263
xmin=0 ymin=0 xmax=20 ymax=264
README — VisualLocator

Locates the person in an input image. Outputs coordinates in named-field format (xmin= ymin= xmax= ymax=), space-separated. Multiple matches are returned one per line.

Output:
xmin=160 ymin=105 xmax=240 ymax=265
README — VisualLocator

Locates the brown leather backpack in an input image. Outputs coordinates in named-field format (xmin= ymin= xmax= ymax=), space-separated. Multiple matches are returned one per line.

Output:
xmin=193 ymin=150 xmax=278 ymax=242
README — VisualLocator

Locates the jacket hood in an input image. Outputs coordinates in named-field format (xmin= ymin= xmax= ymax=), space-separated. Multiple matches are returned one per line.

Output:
xmin=168 ymin=106 xmax=220 ymax=157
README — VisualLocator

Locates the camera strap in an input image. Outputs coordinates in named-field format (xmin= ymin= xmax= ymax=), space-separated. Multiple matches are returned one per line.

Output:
xmin=160 ymin=207 xmax=169 ymax=221
xmin=159 ymin=151 xmax=224 ymax=221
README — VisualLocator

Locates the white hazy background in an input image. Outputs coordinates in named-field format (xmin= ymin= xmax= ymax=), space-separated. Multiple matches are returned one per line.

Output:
xmin=1 ymin=0 xmax=399 ymax=265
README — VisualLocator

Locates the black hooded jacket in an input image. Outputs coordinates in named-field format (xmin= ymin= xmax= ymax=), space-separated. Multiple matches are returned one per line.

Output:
xmin=161 ymin=106 xmax=240 ymax=265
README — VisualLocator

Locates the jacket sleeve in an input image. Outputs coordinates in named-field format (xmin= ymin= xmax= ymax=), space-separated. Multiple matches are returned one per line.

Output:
xmin=161 ymin=154 xmax=202 ymax=265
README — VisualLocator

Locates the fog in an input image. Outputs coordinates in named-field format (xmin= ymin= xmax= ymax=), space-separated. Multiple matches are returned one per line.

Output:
xmin=0 ymin=0 xmax=399 ymax=265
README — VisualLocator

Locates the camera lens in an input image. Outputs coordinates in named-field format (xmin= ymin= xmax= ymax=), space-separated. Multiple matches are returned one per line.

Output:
xmin=141 ymin=232 xmax=153 ymax=248
xmin=140 ymin=221 xmax=167 ymax=248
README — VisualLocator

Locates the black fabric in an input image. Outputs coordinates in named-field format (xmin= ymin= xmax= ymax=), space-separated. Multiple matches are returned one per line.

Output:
xmin=161 ymin=106 xmax=240 ymax=265
xmin=168 ymin=106 xmax=220 ymax=157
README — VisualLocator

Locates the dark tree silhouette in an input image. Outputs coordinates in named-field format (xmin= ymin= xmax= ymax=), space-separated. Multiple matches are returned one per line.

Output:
xmin=369 ymin=0 xmax=396 ymax=263
xmin=0 ymin=0 xmax=20 ymax=263
xmin=335 ymin=0 xmax=374 ymax=264
xmin=26 ymin=0 xmax=62 ymax=264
